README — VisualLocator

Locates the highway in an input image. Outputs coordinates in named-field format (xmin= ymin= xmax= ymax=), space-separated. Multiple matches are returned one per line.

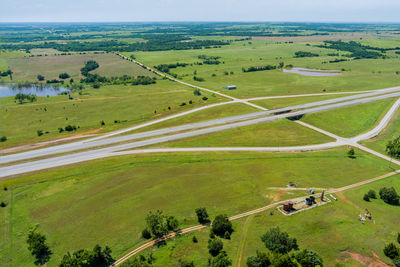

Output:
xmin=1 ymin=92 xmax=400 ymax=178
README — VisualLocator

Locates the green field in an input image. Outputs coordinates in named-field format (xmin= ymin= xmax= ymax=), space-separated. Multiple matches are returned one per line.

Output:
xmin=0 ymin=80 xmax=223 ymax=149
xmin=154 ymin=119 xmax=333 ymax=148
xmin=7 ymin=53 xmax=155 ymax=82
xmin=133 ymin=102 xmax=259 ymax=133
xmin=125 ymin=39 xmax=400 ymax=98
xmin=362 ymin=106 xmax=400 ymax=154
xmin=136 ymin=174 xmax=400 ymax=267
xmin=0 ymin=149 xmax=392 ymax=266
xmin=301 ymin=98 xmax=397 ymax=137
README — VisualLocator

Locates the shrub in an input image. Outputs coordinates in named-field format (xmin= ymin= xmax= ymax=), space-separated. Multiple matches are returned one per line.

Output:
xmin=192 ymin=236 xmax=198 ymax=243
xmin=202 ymin=96 xmax=208 ymax=101
xmin=363 ymin=194 xmax=370 ymax=202
xmin=211 ymin=214 xmax=233 ymax=238
xmin=379 ymin=187 xmax=400 ymax=205
xmin=208 ymin=238 xmax=223 ymax=256
xmin=37 ymin=75 xmax=45 ymax=81
xmin=193 ymin=89 xmax=201 ymax=96
xmin=0 ymin=202 xmax=6 ymax=208
xmin=367 ymin=190 xmax=377 ymax=199
xmin=141 ymin=229 xmax=151 ymax=239
xmin=59 ymin=73 xmax=70 ymax=79
xmin=261 ymin=227 xmax=298 ymax=254
xmin=0 ymin=136 xmax=7 ymax=142
xmin=195 ymin=208 xmax=210 ymax=224
xmin=37 ymin=130 xmax=43 ymax=136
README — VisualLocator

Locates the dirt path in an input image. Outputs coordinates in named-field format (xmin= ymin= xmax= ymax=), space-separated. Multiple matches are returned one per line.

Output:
xmin=341 ymin=251 xmax=390 ymax=267
xmin=236 ymin=216 xmax=253 ymax=267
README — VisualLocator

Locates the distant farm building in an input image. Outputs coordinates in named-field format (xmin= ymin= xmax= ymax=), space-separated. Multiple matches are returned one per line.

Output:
xmin=224 ymin=85 xmax=237 ymax=90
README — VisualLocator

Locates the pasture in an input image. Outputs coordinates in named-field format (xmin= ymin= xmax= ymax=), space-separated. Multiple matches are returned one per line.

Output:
xmin=0 ymin=149 xmax=391 ymax=266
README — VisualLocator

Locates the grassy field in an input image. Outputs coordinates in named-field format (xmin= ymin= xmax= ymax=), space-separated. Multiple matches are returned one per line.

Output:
xmin=361 ymin=106 xmax=400 ymax=154
xmin=7 ymin=53 xmax=155 ymax=82
xmin=132 ymin=102 xmax=258 ymax=133
xmin=301 ymin=98 xmax=397 ymax=138
xmin=125 ymin=39 xmax=400 ymax=98
xmin=0 ymin=80 xmax=224 ymax=149
xmin=154 ymin=119 xmax=334 ymax=148
xmin=250 ymin=93 xmax=357 ymax=110
xmin=0 ymin=149 xmax=392 ymax=266
xmin=0 ymin=50 xmax=28 ymax=83
xmin=135 ymin=174 xmax=400 ymax=267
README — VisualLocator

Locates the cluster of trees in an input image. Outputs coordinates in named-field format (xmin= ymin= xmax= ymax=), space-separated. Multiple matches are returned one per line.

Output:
xmin=363 ymin=189 xmax=377 ymax=201
xmin=328 ymin=58 xmax=348 ymax=63
xmin=15 ymin=93 xmax=37 ymax=104
xmin=81 ymin=60 xmax=100 ymax=76
xmin=242 ymin=65 xmax=277 ymax=72
xmin=198 ymin=55 xmax=222 ymax=65
xmin=0 ymin=69 xmax=12 ymax=78
xmin=193 ymin=76 xmax=205 ymax=82
xmin=26 ymin=227 xmax=114 ymax=266
xmin=318 ymin=41 xmax=386 ymax=59
xmin=247 ymin=227 xmax=323 ymax=267
xmin=59 ymin=73 xmax=70 ymax=79
xmin=294 ymin=51 xmax=319 ymax=58
xmin=383 ymin=233 xmax=400 ymax=266
xmin=81 ymin=74 xmax=156 ymax=86
xmin=154 ymin=62 xmax=188 ymax=74
xmin=379 ymin=187 xmax=399 ymax=205
xmin=142 ymin=210 xmax=179 ymax=239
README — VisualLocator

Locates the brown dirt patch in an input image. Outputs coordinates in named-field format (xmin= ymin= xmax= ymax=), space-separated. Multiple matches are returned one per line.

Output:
xmin=341 ymin=251 xmax=390 ymax=267
xmin=336 ymin=192 xmax=363 ymax=211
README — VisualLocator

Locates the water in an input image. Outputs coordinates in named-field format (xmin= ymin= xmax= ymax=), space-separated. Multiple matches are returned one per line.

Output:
xmin=0 ymin=85 xmax=69 ymax=97
xmin=283 ymin=67 xmax=342 ymax=77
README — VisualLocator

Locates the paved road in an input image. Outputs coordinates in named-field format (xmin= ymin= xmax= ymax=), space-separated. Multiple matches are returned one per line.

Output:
xmin=2 ymin=94 xmax=400 ymax=178
xmin=2 ymin=87 xmax=400 ymax=166
xmin=113 ymin=169 xmax=400 ymax=266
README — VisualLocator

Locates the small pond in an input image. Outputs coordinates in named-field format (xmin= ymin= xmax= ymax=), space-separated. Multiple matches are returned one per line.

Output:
xmin=0 ymin=85 xmax=69 ymax=97
xmin=283 ymin=67 xmax=342 ymax=77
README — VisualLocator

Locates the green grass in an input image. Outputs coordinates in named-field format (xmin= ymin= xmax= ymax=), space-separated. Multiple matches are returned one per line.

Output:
xmin=301 ymin=98 xmax=397 ymax=137
xmin=0 ymin=149 xmax=392 ymax=266
xmin=154 ymin=119 xmax=334 ymax=148
xmin=361 ymin=106 xmax=400 ymax=154
xmin=135 ymin=174 xmax=400 ymax=267
xmin=133 ymin=102 xmax=258 ymax=133
xmin=7 ymin=53 xmax=155 ymax=82
xmin=0 ymin=80 xmax=223 ymax=149
xmin=126 ymin=39 xmax=400 ymax=98
xmin=250 ymin=93 xmax=357 ymax=109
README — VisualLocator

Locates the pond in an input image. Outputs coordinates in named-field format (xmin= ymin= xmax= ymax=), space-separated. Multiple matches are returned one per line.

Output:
xmin=283 ymin=67 xmax=342 ymax=77
xmin=0 ymin=84 xmax=69 ymax=97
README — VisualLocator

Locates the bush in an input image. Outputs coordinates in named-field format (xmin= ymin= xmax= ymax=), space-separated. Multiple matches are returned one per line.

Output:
xmin=0 ymin=202 xmax=6 ymax=208
xmin=363 ymin=194 xmax=370 ymax=202
xmin=246 ymin=251 xmax=271 ymax=267
xmin=211 ymin=214 xmax=233 ymax=238
xmin=379 ymin=187 xmax=400 ymax=205
xmin=295 ymin=249 xmax=323 ymax=267
xmin=261 ymin=227 xmax=298 ymax=254
xmin=208 ymin=238 xmax=223 ymax=257
xmin=59 ymin=73 xmax=70 ymax=79
xmin=141 ymin=229 xmax=151 ymax=239
xmin=398 ymin=233 xmax=400 ymax=245
xmin=367 ymin=190 xmax=377 ymax=199
xmin=0 ymin=136 xmax=7 ymax=142
xmin=384 ymin=243 xmax=399 ymax=259
xmin=192 ymin=236 xmax=198 ymax=243
xmin=209 ymin=251 xmax=232 ymax=267
xmin=37 ymin=75 xmax=45 ymax=81
xmin=37 ymin=130 xmax=43 ymax=136
xmin=193 ymin=89 xmax=201 ymax=96
xmin=202 ymin=96 xmax=208 ymax=101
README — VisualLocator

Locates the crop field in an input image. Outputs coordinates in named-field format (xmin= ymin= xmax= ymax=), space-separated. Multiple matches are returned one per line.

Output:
xmin=127 ymin=39 xmax=400 ymax=98
xmin=301 ymin=98 xmax=397 ymax=137
xmin=0 ymin=149 xmax=392 ymax=266
xmin=7 ymin=53 xmax=156 ymax=82
xmin=154 ymin=119 xmax=334 ymax=148
xmin=0 ymin=80 xmax=223 ymax=149
xmin=135 ymin=175 xmax=400 ymax=267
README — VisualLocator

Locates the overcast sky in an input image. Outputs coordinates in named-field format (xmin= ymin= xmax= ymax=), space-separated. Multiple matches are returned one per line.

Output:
xmin=1 ymin=0 xmax=400 ymax=23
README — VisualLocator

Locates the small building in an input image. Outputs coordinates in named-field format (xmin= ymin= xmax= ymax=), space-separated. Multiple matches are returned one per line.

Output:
xmin=282 ymin=201 xmax=294 ymax=212
xmin=224 ymin=85 xmax=237 ymax=90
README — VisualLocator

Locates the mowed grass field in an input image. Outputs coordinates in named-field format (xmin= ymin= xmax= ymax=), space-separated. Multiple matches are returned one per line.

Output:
xmin=125 ymin=39 xmax=400 ymax=98
xmin=0 ymin=149 xmax=392 ymax=266
xmin=0 ymin=80 xmax=224 ymax=149
xmin=154 ymin=119 xmax=334 ymax=148
xmin=7 ymin=53 xmax=156 ymax=82
xmin=136 ymin=175 xmax=400 ymax=267
xmin=301 ymin=98 xmax=397 ymax=137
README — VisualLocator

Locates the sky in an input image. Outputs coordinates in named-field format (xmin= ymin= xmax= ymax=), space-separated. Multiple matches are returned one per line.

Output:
xmin=1 ymin=0 xmax=400 ymax=23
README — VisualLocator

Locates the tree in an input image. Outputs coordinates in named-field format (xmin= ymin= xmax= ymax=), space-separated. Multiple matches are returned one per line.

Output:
xmin=0 ymin=136 xmax=7 ymax=142
xmin=166 ymin=215 xmax=179 ymax=231
xmin=26 ymin=229 xmax=52 ymax=266
xmin=37 ymin=130 xmax=43 ymax=136
xmin=397 ymin=233 xmax=400 ymax=245
xmin=59 ymin=244 xmax=114 ymax=267
xmin=295 ymin=249 xmax=323 ymax=267
xmin=192 ymin=236 xmax=198 ymax=243
xmin=363 ymin=194 xmax=370 ymax=202
xmin=246 ymin=251 xmax=271 ymax=267
xmin=347 ymin=148 xmax=355 ymax=158
xmin=208 ymin=238 xmax=223 ymax=256
xmin=193 ymin=89 xmax=201 ymax=96
xmin=145 ymin=210 xmax=168 ymax=238
xmin=209 ymin=251 xmax=232 ymax=267
xmin=379 ymin=187 xmax=399 ymax=205
xmin=386 ymin=136 xmax=400 ymax=167
xmin=37 ymin=74 xmax=45 ymax=81
xmin=179 ymin=259 xmax=195 ymax=267
xmin=195 ymin=207 xmax=210 ymax=224
xmin=261 ymin=227 xmax=298 ymax=254
xmin=383 ymin=243 xmax=399 ymax=259
xmin=211 ymin=214 xmax=233 ymax=238
xmin=271 ymin=254 xmax=297 ymax=267
xmin=59 ymin=73 xmax=70 ymax=79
